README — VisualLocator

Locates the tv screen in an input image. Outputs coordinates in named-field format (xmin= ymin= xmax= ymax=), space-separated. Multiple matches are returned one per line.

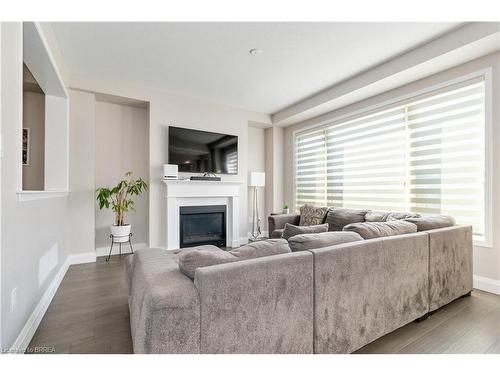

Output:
xmin=168 ymin=126 xmax=238 ymax=175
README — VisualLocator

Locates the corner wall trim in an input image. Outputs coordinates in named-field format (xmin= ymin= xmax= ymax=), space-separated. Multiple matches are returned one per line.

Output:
xmin=473 ymin=275 xmax=500 ymax=295
xmin=10 ymin=251 xmax=97 ymax=353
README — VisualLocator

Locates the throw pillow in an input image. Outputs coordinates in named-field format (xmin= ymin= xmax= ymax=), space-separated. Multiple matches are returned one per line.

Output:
xmin=282 ymin=223 xmax=329 ymax=240
xmin=287 ymin=231 xmax=363 ymax=252
xmin=299 ymin=204 xmax=329 ymax=226
xmin=325 ymin=208 xmax=371 ymax=231
xmin=343 ymin=220 xmax=417 ymax=239
xmin=403 ymin=215 xmax=456 ymax=231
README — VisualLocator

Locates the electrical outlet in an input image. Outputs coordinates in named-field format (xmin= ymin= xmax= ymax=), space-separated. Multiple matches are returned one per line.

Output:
xmin=11 ymin=288 xmax=17 ymax=312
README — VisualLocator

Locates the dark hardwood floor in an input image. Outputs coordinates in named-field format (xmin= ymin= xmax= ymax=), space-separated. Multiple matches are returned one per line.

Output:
xmin=27 ymin=255 xmax=500 ymax=354
xmin=27 ymin=256 xmax=133 ymax=354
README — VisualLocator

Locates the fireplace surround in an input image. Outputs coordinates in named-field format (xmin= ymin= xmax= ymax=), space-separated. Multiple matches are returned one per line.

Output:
xmin=163 ymin=179 xmax=241 ymax=250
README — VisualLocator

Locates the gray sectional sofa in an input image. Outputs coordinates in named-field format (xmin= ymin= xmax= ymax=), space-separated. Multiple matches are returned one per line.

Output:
xmin=126 ymin=208 xmax=473 ymax=354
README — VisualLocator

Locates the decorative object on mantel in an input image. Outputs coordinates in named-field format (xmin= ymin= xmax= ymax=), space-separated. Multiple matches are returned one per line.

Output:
xmin=249 ymin=172 xmax=265 ymax=240
xmin=190 ymin=172 xmax=222 ymax=181
xmin=283 ymin=204 xmax=290 ymax=214
xmin=163 ymin=164 xmax=178 ymax=180
xmin=96 ymin=171 xmax=148 ymax=262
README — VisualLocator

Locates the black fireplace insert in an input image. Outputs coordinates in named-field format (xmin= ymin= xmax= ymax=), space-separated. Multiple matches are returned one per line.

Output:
xmin=179 ymin=205 xmax=226 ymax=248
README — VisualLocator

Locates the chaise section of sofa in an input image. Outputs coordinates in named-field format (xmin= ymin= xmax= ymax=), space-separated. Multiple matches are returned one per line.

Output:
xmin=127 ymin=249 xmax=201 ymax=353
xmin=311 ymin=232 xmax=429 ymax=353
xmin=195 ymin=251 xmax=314 ymax=353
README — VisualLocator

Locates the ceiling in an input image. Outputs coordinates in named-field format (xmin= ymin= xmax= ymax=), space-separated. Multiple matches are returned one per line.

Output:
xmin=50 ymin=22 xmax=462 ymax=114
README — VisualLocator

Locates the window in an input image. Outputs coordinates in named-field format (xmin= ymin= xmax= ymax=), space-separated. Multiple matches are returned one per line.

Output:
xmin=295 ymin=76 xmax=487 ymax=242
xmin=226 ymin=150 xmax=238 ymax=174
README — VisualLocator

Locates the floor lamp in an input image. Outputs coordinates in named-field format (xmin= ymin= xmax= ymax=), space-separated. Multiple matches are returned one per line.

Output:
xmin=249 ymin=172 xmax=265 ymax=240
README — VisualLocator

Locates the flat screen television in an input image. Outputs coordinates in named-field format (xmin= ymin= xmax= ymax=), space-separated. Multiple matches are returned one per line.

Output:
xmin=168 ymin=126 xmax=238 ymax=175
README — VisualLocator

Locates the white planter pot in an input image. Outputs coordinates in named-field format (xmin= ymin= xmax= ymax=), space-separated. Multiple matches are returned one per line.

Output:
xmin=283 ymin=208 xmax=290 ymax=214
xmin=111 ymin=224 xmax=131 ymax=243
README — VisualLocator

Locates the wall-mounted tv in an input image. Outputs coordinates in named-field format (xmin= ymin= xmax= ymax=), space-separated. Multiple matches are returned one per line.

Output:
xmin=168 ymin=126 xmax=238 ymax=175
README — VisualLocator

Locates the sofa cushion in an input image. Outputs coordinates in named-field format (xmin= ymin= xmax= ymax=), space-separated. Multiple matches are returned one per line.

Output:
xmin=365 ymin=211 xmax=421 ymax=222
xmin=387 ymin=212 xmax=421 ymax=221
xmin=299 ymin=204 xmax=329 ymax=226
xmin=404 ymin=215 xmax=456 ymax=231
xmin=287 ymin=231 xmax=363 ymax=252
xmin=282 ymin=223 xmax=329 ymax=240
xmin=230 ymin=238 xmax=290 ymax=258
xmin=178 ymin=239 xmax=291 ymax=278
xmin=343 ymin=220 xmax=417 ymax=239
xmin=325 ymin=208 xmax=370 ymax=231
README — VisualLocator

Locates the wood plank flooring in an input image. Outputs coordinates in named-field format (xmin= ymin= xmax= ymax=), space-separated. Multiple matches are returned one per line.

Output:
xmin=27 ymin=255 xmax=500 ymax=354
xmin=27 ymin=256 xmax=133 ymax=354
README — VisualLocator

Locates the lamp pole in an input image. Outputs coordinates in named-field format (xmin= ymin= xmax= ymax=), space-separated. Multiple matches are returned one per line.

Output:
xmin=251 ymin=185 xmax=261 ymax=240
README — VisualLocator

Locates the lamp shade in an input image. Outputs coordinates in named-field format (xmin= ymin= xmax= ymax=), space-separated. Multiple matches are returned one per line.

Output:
xmin=249 ymin=172 xmax=265 ymax=187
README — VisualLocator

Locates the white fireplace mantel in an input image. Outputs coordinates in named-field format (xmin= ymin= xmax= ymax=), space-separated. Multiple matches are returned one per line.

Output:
xmin=163 ymin=179 xmax=242 ymax=250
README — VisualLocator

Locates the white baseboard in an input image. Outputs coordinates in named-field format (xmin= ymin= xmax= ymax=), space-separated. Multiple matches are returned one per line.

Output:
xmin=473 ymin=275 xmax=500 ymax=295
xmin=10 ymin=251 xmax=97 ymax=353
xmin=67 ymin=252 xmax=96 ymax=264
xmin=95 ymin=242 xmax=147 ymax=257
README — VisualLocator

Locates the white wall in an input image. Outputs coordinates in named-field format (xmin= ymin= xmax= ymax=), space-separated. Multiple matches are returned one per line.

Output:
xmin=265 ymin=126 xmax=285 ymax=216
xmin=69 ymin=74 xmax=271 ymax=248
xmin=247 ymin=126 xmax=267 ymax=232
xmin=0 ymin=20 xmax=3 ymax=349
xmin=0 ymin=23 xmax=95 ymax=348
xmin=22 ymin=91 xmax=45 ymax=190
xmin=283 ymin=51 xmax=500 ymax=285
xmin=66 ymin=89 xmax=96 ymax=257
xmin=94 ymin=101 xmax=149 ymax=248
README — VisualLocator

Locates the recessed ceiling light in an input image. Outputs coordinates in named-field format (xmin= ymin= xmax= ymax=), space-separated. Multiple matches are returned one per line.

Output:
xmin=249 ymin=48 xmax=263 ymax=55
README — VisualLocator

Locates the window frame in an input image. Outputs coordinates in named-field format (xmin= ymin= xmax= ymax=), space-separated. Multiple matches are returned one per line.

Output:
xmin=292 ymin=68 xmax=493 ymax=248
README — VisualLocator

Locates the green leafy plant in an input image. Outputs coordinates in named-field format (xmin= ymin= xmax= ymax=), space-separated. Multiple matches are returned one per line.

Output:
xmin=283 ymin=204 xmax=289 ymax=209
xmin=96 ymin=172 xmax=148 ymax=226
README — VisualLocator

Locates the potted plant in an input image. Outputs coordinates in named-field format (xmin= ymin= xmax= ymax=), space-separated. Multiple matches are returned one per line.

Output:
xmin=96 ymin=172 xmax=148 ymax=242
xmin=283 ymin=204 xmax=290 ymax=214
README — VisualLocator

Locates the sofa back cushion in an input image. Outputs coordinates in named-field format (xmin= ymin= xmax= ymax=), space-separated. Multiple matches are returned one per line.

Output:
xmin=365 ymin=211 xmax=421 ymax=222
xmin=404 ymin=215 xmax=456 ymax=232
xmin=299 ymin=204 xmax=329 ymax=226
xmin=287 ymin=231 xmax=363 ymax=252
xmin=178 ymin=239 xmax=291 ymax=278
xmin=325 ymin=208 xmax=370 ymax=232
xmin=230 ymin=238 xmax=291 ymax=258
xmin=343 ymin=220 xmax=417 ymax=239
xmin=282 ymin=223 xmax=329 ymax=240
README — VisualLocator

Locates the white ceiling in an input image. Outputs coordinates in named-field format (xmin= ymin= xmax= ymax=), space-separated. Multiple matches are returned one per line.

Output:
xmin=50 ymin=22 xmax=462 ymax=114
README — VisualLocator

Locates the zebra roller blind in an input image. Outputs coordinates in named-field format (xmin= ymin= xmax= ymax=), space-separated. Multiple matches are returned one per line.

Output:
xmin=295 ymin=76 xmax=486 ymax=241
